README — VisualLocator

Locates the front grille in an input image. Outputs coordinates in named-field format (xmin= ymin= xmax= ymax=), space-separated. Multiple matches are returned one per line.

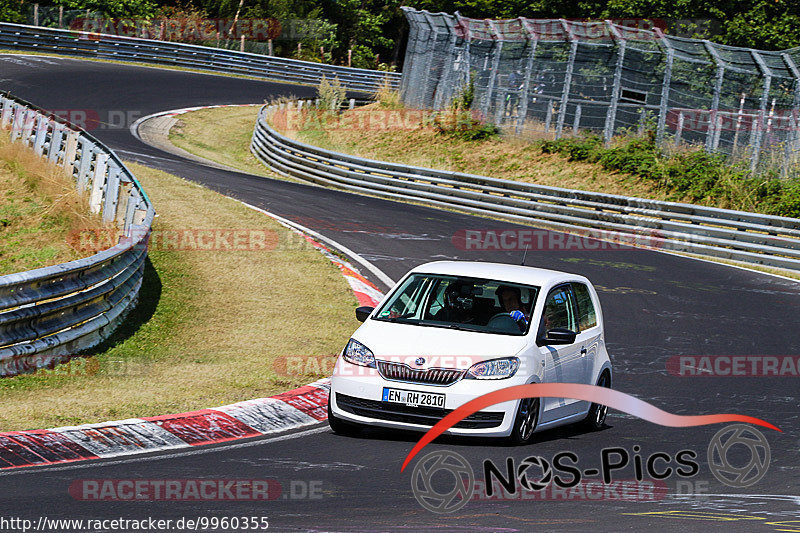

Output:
xmin=377 ymin=361 xmax=464 ymax=386
xmin=335 ymin=393 xmax=505 ymax=429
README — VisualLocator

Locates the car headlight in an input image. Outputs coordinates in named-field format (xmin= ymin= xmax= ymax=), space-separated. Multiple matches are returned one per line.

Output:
xmin=342 ymin=339 xmax=376 ymax=368
xmin=465 ymin=357 xmax=520 ymax=379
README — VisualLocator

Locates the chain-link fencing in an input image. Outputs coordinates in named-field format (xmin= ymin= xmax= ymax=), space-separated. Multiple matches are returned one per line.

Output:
xmin=400 ymin=8 xmax=800 ymax=176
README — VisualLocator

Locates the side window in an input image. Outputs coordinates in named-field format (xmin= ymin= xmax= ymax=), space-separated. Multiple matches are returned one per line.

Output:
xmin=573 ymin=283 xmax=598 ymax=330
xmin=378 ymin=276 xmax=429 ymax=319
xmin=541 ymin=285 xmax=578 ymax=332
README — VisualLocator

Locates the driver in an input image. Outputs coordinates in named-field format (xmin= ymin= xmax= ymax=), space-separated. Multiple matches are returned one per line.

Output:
xmin=496 ymin=285 xmax=529 ymax=326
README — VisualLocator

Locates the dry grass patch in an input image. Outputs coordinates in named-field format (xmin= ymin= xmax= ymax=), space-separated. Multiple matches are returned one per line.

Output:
xmin=279 ymin=104 xmax=670 ymax=201
xmin=0 ymin=134 xmax=112 ymax=275
xmin=0 ymin=163 xmax=359 ymax=430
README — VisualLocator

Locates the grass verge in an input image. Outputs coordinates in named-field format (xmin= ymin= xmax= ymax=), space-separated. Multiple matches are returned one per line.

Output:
xmin=0 ymin=162 xmax=359 ymax=431
xmin=168 ymin=106 xmax=276 ymax=178
xmin=0 ymin=134 xmax=112 ymax=275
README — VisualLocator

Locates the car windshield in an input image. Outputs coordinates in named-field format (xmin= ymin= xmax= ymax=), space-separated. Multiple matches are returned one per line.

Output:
xmin=374 ymin=274 xmax=539 ymax=336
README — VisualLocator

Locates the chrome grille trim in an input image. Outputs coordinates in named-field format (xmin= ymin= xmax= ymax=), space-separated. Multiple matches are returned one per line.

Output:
xmin=376 ymin=361 xmax=465 ymax=386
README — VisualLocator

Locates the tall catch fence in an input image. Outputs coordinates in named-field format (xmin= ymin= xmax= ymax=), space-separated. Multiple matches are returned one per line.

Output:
xmin=400 ymin=8 xmax=800 ymax=174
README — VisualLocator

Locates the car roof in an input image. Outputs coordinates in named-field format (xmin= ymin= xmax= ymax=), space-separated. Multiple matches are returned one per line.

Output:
xmin=408 ymin=261 xmax=587 ymax=288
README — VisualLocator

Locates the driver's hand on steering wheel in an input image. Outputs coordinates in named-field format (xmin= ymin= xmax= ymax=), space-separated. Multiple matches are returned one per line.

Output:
xmin=509 ymin=310 xmax=528 ymax=324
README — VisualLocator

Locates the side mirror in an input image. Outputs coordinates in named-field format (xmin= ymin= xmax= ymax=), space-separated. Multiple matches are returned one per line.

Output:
xmin=537 ymin=327 xmax=577 ymax=346
xmin=355 ymin=306 xmax=374 ymax=322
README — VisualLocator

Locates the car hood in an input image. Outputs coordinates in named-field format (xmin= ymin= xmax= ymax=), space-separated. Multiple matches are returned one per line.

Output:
xmin=351 ymin=319 xmax=528 ymax=368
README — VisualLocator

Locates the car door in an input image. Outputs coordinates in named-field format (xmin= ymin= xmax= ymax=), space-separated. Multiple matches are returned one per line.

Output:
xmin=537 ymin=284 xmax=584 ymax=423
xmin=570 ymin=282 xmax=602 ymax=414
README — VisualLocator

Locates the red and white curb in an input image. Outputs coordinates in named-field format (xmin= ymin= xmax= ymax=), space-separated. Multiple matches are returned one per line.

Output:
xmin=0 ymin=210 xmax=386 ymax=470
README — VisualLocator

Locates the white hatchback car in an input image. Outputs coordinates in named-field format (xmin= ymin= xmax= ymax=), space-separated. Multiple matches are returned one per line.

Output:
xmin=328 ymin=261 xmax=613 ymax=444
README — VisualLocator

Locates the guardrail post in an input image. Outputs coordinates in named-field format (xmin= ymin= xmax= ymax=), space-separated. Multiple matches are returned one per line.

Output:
xmin=10 ymin=104 xmax=24 ymax=140
xmin=48 ymin=123 xmax=65 ymax=164
xmin=556 ymin=21 xmax=578 ymax=139
xmin=603 ymin=21 xmax=626 ymax=144
xmin=750 ymin=51 xmax=772 ymax=172
xmin=63 ymin=130 xmax=79 ymax=176
xmin=103 ymin=161 xmax=121 ymax=223
xmin=703 ymin=41 xmax=725 ymax=152
xmin=89 ymin=152 xmax=109 ymax=214
xmin=21 ymin=108 xmax=37 ymax=145
xmin=77 ymin=138 xmax=94 ymax=193
xmin=33 ymin=115 xmax=49 ymax=155
xmin=1 ymin=98 xmax=14 ymax=129
xmin=655 ymin=31 xmax=674 ymax=144
xmin=116 ymin=180 xmax=133 ymax=227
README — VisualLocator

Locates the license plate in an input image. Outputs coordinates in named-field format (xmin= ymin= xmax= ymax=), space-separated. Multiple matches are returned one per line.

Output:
xmin=382 ymin=388 xmax=445 ymax=408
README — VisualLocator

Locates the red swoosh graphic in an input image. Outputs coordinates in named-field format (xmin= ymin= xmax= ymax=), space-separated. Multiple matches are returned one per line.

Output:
xmin=400 ymin=383 xmax=781 ymax=472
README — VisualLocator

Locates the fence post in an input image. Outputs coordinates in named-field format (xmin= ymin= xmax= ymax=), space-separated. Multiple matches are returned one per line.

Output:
xmin=703 ymin=41 xmax=725 ymax=152
xmin=421 ymin=12 xmax=441 ymax=109
xmin=433 ymin=14 xmax=459 ymax=110
xmin=482 ymin=20 xmax=504 ymax=121
xmin=573 ymin=104 xmax=582 ymax=135
xmin=675 ymin=111 xmax=684 ymax=144
xmin=732 ymin=92 xmax=746 ymax=155
xmin=556 ymin=21 xmax=578 ymax=139
xmin=781 ymin=53 xmax=800 ymax=170
xmin=544 ymin=101 xmax=553 ymax=133
xmin=604 ymin=21 xmax=626 ymax=144
xmin=750 ymin=51 xmax=772 ymax=172
xmin=455 ymin=12 xmax=472 ymax=92
xmin=655 ymin=30 xmax=674 ymax=144
xmin=399 ymin=7 xmax=422 ymax=104
xmin=516 ymin=19 xmax=539 ymax=134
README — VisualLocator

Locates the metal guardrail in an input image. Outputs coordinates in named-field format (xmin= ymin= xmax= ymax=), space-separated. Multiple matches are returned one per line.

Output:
xmin=0 ymin=92 xmax=155 ymax=377
xmin=0 ymin=22 xmax=400 ymax=93
xmin=251 ymin=102 xmax=800 ymax=272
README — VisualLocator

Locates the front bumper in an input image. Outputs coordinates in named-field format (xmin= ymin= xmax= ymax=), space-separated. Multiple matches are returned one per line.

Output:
xmin=330 ymin=360 xmax=526 ymax=437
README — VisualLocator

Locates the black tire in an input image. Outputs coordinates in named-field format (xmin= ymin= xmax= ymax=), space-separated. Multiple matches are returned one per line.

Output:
xmin=327 ymin=395 xmax=362 ymax=436
xmin=583 ymin=371 xmax=611 ymax=431
xmin=508 ymin=396 xmax=540 ymax=445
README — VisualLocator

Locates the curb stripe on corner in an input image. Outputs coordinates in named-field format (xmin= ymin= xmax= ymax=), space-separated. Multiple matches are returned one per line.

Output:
xmin=0 ymin=219 xmax=384 ymax=469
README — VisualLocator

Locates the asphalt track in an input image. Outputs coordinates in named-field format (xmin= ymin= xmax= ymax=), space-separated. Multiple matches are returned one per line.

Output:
xmin=1 ymin=54 xmax=800 ymax=532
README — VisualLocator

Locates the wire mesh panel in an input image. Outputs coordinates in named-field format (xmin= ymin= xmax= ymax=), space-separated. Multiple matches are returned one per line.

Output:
xmin=400 ymin=7 xmax=800 ymax=175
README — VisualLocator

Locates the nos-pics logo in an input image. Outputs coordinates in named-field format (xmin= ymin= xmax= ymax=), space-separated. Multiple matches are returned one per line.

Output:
xmin=410 ymin=424 xmax=770 ymax=513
